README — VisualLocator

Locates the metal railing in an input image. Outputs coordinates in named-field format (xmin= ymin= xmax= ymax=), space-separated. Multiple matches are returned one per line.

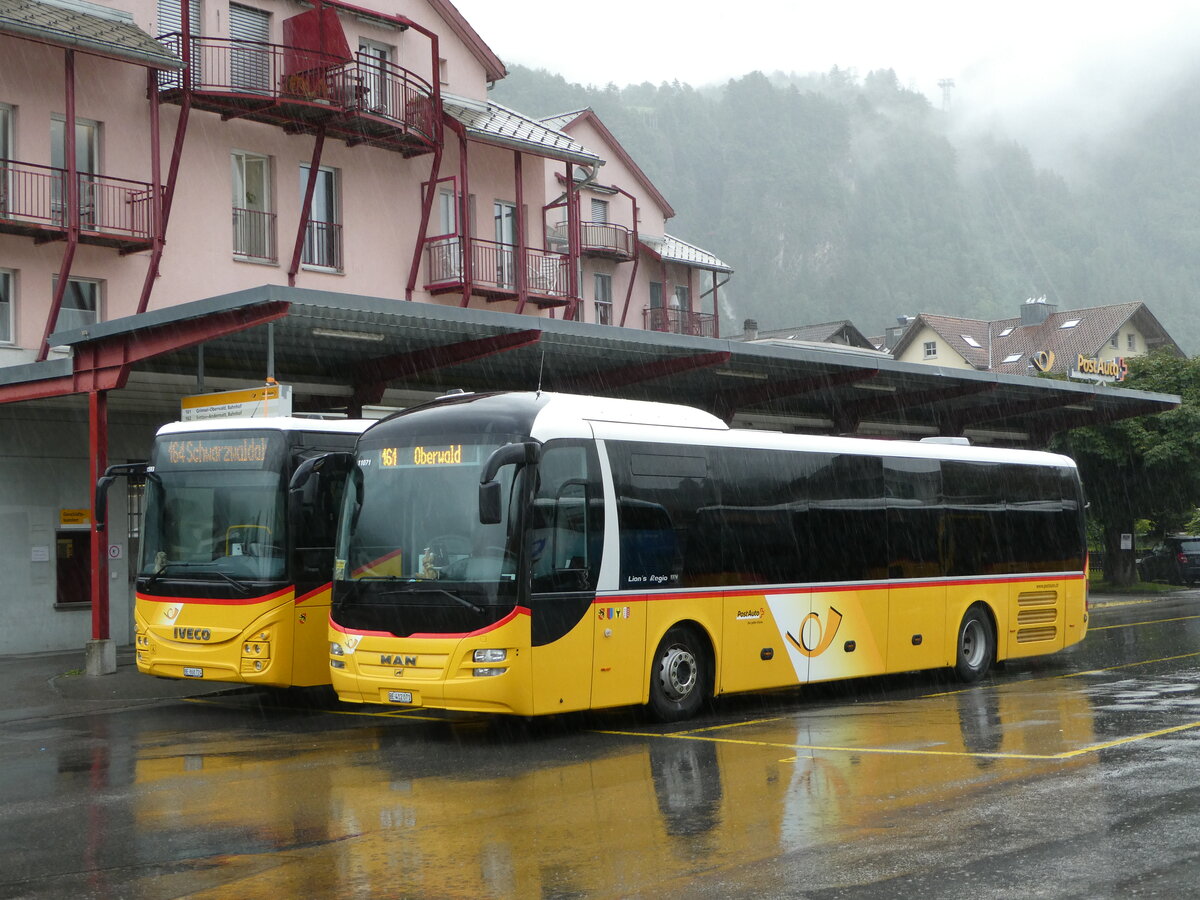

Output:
xmin=644 ymin=306 xmax=717 ymax=337
xmin=302 ymin=219 xmax=342 ymax=270
xmin=232 ymin=206 xmax=277 ymax=262
xmin=424 ymin=237 xmax=571 ymax=299
xmin=557 ymin=220 xmax=635 ymax=257
xmin=0 ymin=158 xmax=155 ymax=240
xmin=158 ymin=35 xmax=437 ymax=141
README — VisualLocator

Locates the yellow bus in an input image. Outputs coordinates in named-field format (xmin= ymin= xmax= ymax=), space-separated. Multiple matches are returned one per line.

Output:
xmin=115 ymin=417 xmax=367 ymax=687
xmin=321 ymin=392 xmax=1088 ymax=720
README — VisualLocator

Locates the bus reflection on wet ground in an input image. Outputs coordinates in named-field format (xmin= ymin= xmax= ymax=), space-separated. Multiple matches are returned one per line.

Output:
xmin=3 ymin=595 xmax=1200 ymax=898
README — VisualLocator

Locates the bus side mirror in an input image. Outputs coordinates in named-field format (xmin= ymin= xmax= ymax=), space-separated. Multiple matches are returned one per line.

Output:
xmin=479 ymin=441 xmax=541 ymax=525
xmin=479 ymin=481 xmax=502 ymax=525
xmin=289 ymin=452 xmax=355 ymax=534
xmin=94 ymin=462 xmax=149 ymax=529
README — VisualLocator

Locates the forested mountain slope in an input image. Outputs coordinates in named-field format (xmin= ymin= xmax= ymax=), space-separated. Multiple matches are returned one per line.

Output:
xmin=491 ymin=65 xmax=1200 ymax=352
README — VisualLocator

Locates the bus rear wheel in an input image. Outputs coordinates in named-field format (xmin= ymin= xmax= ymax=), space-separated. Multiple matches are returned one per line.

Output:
xmin=649 ymin=625 xmax=708 ymax=722
xmin=955 ymin=605 xmax=995 ymax=683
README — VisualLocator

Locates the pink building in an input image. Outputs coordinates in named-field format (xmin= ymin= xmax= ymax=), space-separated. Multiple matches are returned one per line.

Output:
xmin=0 ymin=0 xmax=731 ymax=365
xmin=0 ymin=0 xmax=732 ymax=655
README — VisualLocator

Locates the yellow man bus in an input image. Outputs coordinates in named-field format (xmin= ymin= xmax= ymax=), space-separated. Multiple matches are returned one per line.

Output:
xmin=117 ymin=417 xmax=368 ymax=687
xmin=320 ymin=392 xmax=1087 ymax=720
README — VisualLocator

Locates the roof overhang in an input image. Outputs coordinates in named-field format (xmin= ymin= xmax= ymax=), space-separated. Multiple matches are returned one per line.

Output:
xmin=0 ymin=0 xmax=184 ymax=69
xmin=10 ymin=284 xmax=1180 ymax=447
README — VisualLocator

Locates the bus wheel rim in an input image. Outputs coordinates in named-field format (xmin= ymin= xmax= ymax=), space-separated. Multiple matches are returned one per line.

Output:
xmin=661 ymin=647 xmax=697 ymax=701
xmin=961 ymin=619 xmax=985 ymax=669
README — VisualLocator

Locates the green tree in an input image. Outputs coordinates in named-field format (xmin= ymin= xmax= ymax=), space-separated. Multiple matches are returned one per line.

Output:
xmin=1051 ymin=352 xmax=1200 ymax=585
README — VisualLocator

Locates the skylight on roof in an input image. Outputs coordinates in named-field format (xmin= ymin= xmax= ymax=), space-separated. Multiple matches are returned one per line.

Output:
xmin=961 ymin=335 xmax=982 ymax=348
xmin=1059 ymin=319 xmax=1082 ymax=329
xmin=1002 ymin=353 xmax=1023 ymax=363
xmin=998 ymin=326 xmax=1015 ymax=337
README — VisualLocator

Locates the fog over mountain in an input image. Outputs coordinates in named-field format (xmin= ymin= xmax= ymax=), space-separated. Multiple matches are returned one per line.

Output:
xmin=490 ymin=56 xmax=1200 ymax=353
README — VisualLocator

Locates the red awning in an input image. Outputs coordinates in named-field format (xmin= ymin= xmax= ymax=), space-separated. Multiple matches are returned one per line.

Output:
xmin=282 ymin=7 xmax=352 ymax=76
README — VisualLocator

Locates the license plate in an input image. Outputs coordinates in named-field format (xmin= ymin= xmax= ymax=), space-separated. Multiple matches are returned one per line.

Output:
xmin=183 ymin=667 xmax=203 ymax=678
xmin=388 ymin=690 xmax=413 ymax=704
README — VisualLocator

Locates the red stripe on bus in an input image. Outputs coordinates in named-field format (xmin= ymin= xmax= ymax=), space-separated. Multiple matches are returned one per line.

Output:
xmin=603 ymin=571 xmax=1085 ymax=603
xmin=295 ymin=583 xmax=332 ymax=605
xmin=136 ymin=587 xmax=293 ymax=607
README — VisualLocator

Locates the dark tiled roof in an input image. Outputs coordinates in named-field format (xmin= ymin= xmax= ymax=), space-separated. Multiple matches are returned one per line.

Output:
xmin=0 ymin=0 xmax=182 ymax=69
xmin=898 ymin=302 xmax=1183 ymax=374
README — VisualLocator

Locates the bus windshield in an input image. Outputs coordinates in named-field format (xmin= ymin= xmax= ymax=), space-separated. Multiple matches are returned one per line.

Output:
xmin=140 ymin=431 xmax=289 ymax=583
xmin=333 ymin=436 xmax=523 ymax=630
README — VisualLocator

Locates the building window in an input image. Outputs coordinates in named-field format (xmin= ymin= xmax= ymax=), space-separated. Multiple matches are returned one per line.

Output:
xmin=357 ymin=39 xmax=393 ymax=112
xmin=231 ymin=150 xmax=274 ymax=261
xmin=51 ymin=115 xmax=100 ymax=227
xmin=51 ymin=277 xmax=100 ymax=334
xmin=438 ymin=57 xmax=449 ymax=85
xmin=0 ymin=269 xmax=12 ymax=343
xmin=594 ymin=273 xmax=612 ymax=325
xmin=300 ymin=164 xmax=341 ymax=270
xmin=56 ymin=529 xmax=91 ymax=607
xmin=1127 ymin=333 xmax=1137 ymax=351
xmin=1111 ymin=334 xmax=1119 ymax=348
xmin=591 ymin=198 xmax=608 ymax=223
xmin=923 ymin=341 xmax=937 ymax=359
xmin=0 ymin=104 xmax=11 ymax=215
xmin=673 ymin=285 xmax=689 ymax=310
xmin=961 ymin=334 xmax=981 ymax=348
xmin=228 ymin=4 xmax=271 ymax=92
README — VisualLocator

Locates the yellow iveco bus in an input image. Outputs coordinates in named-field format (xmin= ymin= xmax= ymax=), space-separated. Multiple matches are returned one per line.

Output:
xmin=318 ymin=392 xmax=1088 ymax=721
xmin=111 ymin=417 xmax=368 ymax=687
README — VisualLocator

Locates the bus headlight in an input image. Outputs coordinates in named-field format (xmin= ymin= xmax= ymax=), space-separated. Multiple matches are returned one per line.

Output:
xmin=330 ymin=642 xmax=345 ymax=656
xmin=473 ymin=649 xmax=507 ymax=663
xmin=473 ymin=667 xmax=505 ymax=677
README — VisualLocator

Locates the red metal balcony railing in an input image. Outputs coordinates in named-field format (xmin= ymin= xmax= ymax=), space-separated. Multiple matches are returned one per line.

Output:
xmin=0 ymin=158 xmax=155 ymax=244
xmin=232 ymin=207 xmax=277 ymax=263
xmin=158 ymin=35 xmax=438 ymax=148
xmin=302 ymin=219 xmax=342 ymax=270
xmin=555 ymin=220 xmax=635 ymax=259
xmin=424 ymin=237 xmax=571 ymax=301
xmin=644 ymin=306 xmax=717 ymax=337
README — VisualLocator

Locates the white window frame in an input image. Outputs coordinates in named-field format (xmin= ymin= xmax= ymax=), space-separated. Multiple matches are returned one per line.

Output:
xmin=300 ymin=163 xmax=341 ymax=271
xmin=231 ymin=149 xmax=274 ymax=261
xmin=1127 ymin=333 xmax=1136 ymax=351
xmin=357 ymin=38 xmax=393 ymax=112
xmin=590 ymin=198 xmax=609 ymax=223
xmin=594 ymin=272 xmax=613 ymax=325
xmin=0 ymin=268 xmax=13 ymax=345
xmin=50 ymin=276 xmax=102 ymax=338
xmin=923 ymin=340 xmax=937 ymax=359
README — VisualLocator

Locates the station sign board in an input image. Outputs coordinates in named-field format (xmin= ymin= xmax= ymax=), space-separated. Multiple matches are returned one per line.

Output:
xmin=181 ymin=384 xmax=293 ymax=421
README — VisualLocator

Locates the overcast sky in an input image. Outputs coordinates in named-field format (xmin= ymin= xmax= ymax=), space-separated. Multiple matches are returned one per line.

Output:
xmin=451 ymin=0 xmax=1200 ymax=156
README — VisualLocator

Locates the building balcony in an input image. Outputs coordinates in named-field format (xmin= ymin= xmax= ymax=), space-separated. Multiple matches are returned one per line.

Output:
xmin=644 ymin=306 xmax=717 ymax=337
xmin=0 ymin=159 xmax=156 ymax=253
xmin=550 ymin=220 xmax=635 ymax=260
xmin=425 ymin=236 xmax=572 ymax=308
xmin=157 ymin=35 xmax=438 ymax=156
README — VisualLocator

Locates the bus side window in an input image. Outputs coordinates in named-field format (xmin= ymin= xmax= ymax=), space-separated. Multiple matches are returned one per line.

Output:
xmin=530 ymin=443 xmax=604 ymax=593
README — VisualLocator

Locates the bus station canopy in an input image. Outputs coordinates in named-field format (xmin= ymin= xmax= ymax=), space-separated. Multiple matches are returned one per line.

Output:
xmin=3 ymin=284 xmax=1181 ymax=447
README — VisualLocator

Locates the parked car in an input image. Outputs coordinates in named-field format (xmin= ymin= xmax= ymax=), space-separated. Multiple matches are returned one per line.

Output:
xmin=1137 ymin=536 xmax=1200 ymax=585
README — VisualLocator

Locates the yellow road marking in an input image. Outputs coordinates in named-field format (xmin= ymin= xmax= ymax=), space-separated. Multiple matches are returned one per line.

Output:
xmin=1063 ymin=650 xmax=1200 ymax=678
xmin=596 ymin=717 xmax=1200 ymax=762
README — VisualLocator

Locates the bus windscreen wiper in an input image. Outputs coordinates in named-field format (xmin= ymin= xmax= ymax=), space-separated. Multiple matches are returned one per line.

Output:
xmin=143 ymin=563 xmax=251 ymax=595
xmin=373 ymin=585 xmax=485 ymax=615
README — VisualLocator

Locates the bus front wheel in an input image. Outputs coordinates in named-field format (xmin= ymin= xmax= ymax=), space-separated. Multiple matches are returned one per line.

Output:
xmin=649 ymin=625 xmax=708 ymax=722
xmin=954 ymin=605 xmax=995 ymax=683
